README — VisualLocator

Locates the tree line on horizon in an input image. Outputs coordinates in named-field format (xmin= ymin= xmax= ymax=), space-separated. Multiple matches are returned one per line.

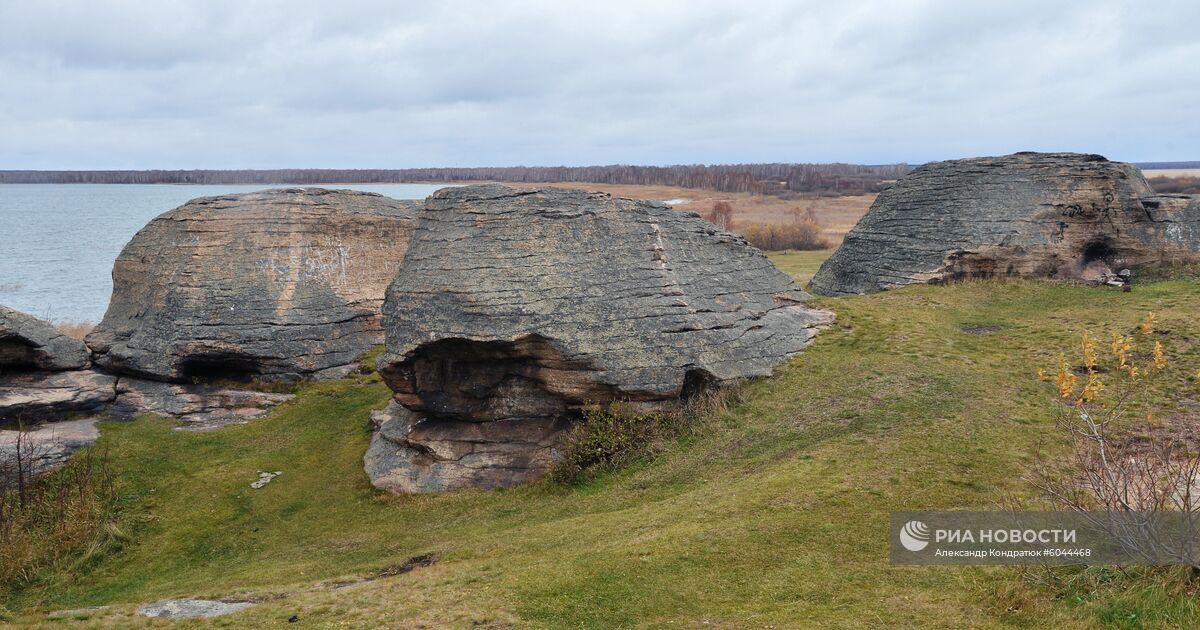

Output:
xmin=0 ymin=163 xmax=912 ymax=196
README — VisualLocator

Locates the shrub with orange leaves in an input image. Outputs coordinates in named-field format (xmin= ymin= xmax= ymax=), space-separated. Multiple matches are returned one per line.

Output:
xmin=1027 ymin=313 xmax=1200 ymax=569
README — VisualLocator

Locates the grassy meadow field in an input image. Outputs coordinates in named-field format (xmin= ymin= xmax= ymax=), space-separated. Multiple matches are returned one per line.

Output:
xmin=1143 ymin=169 xmax=1200 ymax=179
xmin=7 ymin=251 xmax=1200 ymax=628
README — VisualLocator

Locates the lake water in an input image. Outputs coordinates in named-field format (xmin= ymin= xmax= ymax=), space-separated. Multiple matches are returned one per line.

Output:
xmin=0 ymin=183 xmax=451 ymax=324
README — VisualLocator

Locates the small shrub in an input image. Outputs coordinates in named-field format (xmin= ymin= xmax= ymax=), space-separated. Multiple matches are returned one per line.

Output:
xmin=739 ymin=209 xmax=830 ymax=251
xmin=549 ymin=389 xmax=739 ymax=484
xmin=0 ymin=438 xmax=121 ymax=596
xmin=704 ymin=201 xmax=735 ymax=230
xmin=1027 ymin=314 xmax=1200 ymax=570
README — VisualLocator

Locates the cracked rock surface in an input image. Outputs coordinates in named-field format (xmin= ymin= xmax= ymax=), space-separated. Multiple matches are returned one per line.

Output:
xmin=0 ymin=305 xmax=89 ymax=371
xmin=810 ymin=152 xmax=1200 ymax=296
xmin=370 ymin=185 xmax=833 ymax=492
xmin=86 ymin=188 xmax=418 ymax=382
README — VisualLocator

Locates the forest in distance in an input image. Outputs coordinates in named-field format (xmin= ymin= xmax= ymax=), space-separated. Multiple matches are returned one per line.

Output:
xmin=0 ymin=163 xmax=912 ymax=196
xmin=6 ymin=161 xmax=1198 ymax=197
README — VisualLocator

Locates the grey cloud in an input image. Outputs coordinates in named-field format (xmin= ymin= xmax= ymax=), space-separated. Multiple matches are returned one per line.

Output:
xmin=0 ymin=0 xmax=1197 ymax=169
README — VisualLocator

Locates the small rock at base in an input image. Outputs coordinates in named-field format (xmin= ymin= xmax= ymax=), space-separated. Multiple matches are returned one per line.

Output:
xmin=250 ymin=470 xmax=282 ymax=489
xmin=137 ymin=599 xmax=255 ymax=619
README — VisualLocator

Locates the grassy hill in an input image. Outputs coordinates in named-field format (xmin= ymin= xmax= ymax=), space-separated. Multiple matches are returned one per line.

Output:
xmin=8 ymin=250 xmax=1200 ymax=628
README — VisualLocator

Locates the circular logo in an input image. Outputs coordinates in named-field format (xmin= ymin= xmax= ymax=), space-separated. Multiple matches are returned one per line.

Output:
xmin=900 ymin=520 xmax=931 ymax=551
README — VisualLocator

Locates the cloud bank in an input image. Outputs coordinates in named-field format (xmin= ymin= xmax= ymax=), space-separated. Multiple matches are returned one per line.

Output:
xmin=1 ymin=0 xmax=1196 ymax=168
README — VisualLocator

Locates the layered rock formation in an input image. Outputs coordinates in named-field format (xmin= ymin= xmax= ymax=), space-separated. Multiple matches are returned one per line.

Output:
xmin=364 ymin=402 xmax=569 ymax=493
xmin=369 ymin=185 xmax=833 ymax=493
xmin=810 ymin=152 xmax=1200 ymax=296
xmin=0 ymin=370 xmax=117 ymax=422
xmin=106 ymin=379 xmax=294 ymax=430
xmin=87 ymin=188 xmax=418 ymax=382
xmin=1 ymin=305 xmax=89 ymax=371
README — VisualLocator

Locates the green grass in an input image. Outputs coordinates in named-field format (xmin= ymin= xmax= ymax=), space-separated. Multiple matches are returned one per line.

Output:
xmin=765 ymin=248 xmax=837 ymax=286
xmin=9 ymin=253 xmax=1200 ymax=628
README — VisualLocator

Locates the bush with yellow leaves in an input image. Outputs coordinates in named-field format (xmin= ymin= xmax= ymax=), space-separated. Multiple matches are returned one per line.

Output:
xmin=1027 ymin=312 xmax=1200 ymax=569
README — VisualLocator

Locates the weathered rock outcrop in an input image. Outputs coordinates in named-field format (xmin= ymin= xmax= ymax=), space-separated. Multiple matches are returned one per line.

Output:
xmin=810 ymin=152 xmax=1200 ymax=296
xmin=369 ymin=185 xmax=833 ymax=493
xmin=0 ymin=418 xmax=100 ymax=479
xmin=106 ymin=379 xmax=294 ymax=431
xmin=0 ymin=370 xmax=117 ymax=422
xmin=0 ymin=306 xmax=110 ymax=422
xmin=0 ymin=306 xmax=89 ymax=371
xmin=0 ymin=368 xmax=289 ymax=428
xmin=365 ymin=401 xmax=568 ymax=492
xmin=87 ymin=188 xmax=418 ymax=382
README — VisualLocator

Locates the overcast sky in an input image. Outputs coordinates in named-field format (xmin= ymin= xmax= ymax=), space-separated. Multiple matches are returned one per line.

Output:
xmin=1 ymin=0 xmax=1196 ymax=169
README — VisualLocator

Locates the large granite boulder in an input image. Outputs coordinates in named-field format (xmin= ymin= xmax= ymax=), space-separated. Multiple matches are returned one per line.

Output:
xmin=810 ymin=152 xmax=1200 ymax=296
xmin=369 ymin=185 xmax=833 ymax=493
xmin=87 ymin=188 xmax=418 ymax=382
xmin=0 ymin=306 xmax=89 ymax=371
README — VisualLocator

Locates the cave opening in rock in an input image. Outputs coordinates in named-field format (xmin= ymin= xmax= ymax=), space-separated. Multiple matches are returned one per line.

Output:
xmin=177 ymin=354 xmax=264 ymax=383
xmin=398 ymin=335 xmax=602 ymax=422
xmin=0 ymin=341 xmax=39 ymax=372
xmin=681 ymin=368 xmax=717 ymax=401
xmin=1080 ymin=238 xmax=1117 ymax=265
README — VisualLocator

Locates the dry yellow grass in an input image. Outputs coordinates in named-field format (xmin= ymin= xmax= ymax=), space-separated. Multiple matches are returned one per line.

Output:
xmin=55 ymin=322 xmax=93 ymax=340
xmin=525 ymin=182 xmax=874 ymax=245
xmin=1143 ymin=168 xmax=1200 ymax=178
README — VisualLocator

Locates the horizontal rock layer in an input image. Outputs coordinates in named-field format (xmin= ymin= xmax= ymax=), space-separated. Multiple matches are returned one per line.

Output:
xmin=810 ymin=152 xmax=1200 ymax=296
xmin=0 ymin=371 xmax=117 ymax=422
xmin=0 ymin=418 xmax=100 ymax=480
xmin=87 ymin=188 xmax=418 ymax=382
xmin=0 ymin=369 xmax=290 ymax=429
xmin=364 ymin=401 xmax=567 ymax=493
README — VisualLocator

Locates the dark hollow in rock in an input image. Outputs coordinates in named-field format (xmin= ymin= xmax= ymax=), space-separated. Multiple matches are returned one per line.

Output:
xmin=371 ymin=185 xmax=834 ymax=493
xmin=86 ymin=188 xmax=418 ymax=382
xmin=0 ymin=306 xmax=89 ymax=371
xmin=810 ymin=152 xmax=1200 ymax=296
xmin=395 ymin=334 xmax=620 ymax=423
